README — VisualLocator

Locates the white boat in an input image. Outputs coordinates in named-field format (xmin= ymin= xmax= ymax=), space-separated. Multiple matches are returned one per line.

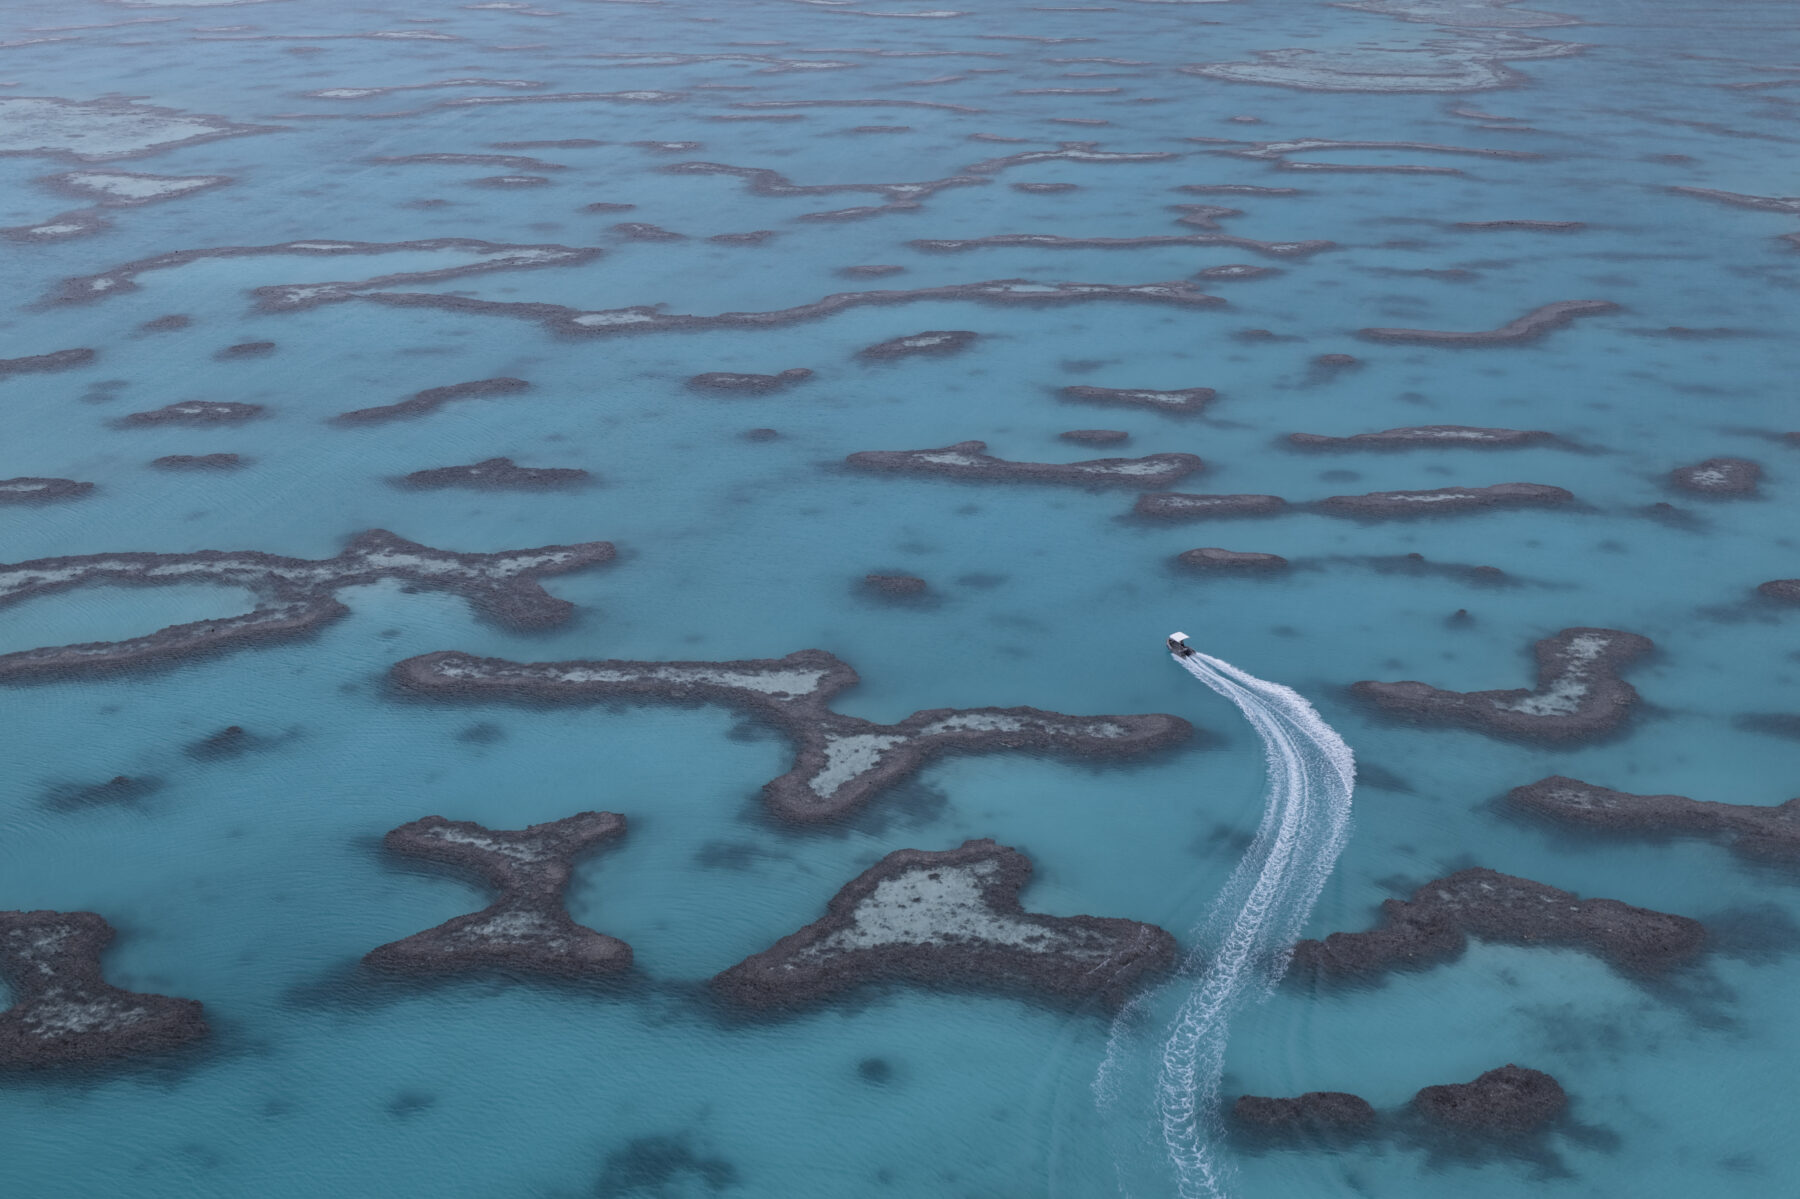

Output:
xmin=1167 ymin=631 xmax=1195 ymax=657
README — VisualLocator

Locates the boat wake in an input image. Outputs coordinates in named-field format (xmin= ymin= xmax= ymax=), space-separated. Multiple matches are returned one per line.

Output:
xmin=1095 ymin=648 xmax=1354 ymax=1199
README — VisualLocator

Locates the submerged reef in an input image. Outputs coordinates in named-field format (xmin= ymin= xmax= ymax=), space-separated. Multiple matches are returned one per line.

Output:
xmin=1415 ymin=1065 xmax=1568 ymax=1133
xmin=658 ymin=157 xmax=987 ymax=208
xmin=1234 ymin=1065 xmax=1567 ymax=1143
xmin=316 ymin=277 xmax=1227 ymax=337
xmin=48 ymin=239 xmax=601 ymax=309
xmin=1760 ymin=579 xmax=1800 ymax=605
xmin=151 ymin=454 xmax=244 ymax=471
xmin=1198 ymin=136 xmax=1542 ymax=164
xmin=1232 ymin=1092 xmax=1379 ymax=1139
xmin=40 ymin=168 xmax=230 ymax=206
xmin=119 ymin=400 xmax=263 ymax=426
xmin=686 ymin=368 xmax=814 ymax=393
xmin=0 ymin=347 xmax=96 ymax=378
xmin=391 ymin=648 xmax=1192 ymax=822
xmin=333 ymin=377 xmax=531 ymax=425
xmin=214 ymin=340 xmax=276 ymax=360
xmin=3 ymin=210 xmax=109 ymax=243
xmin=1508 ymin=775 xmax=1800 ymax=864
xmin=1183 ymin=35 xmax=1584 ymax=94
xmin=1135 ymin=493 xmax=1288 ymax=519
xmin=711 ymin=839 xmax=1176 ymax=1008
xmin=1176 ymin=547 xmax=1291 ymax=572
xmin=1288 ymin=426 xmax=1557 ymax=450
xmin=0 ymin=96 xmax=279 ymax=162
xmin=1666 ymin=186 xmax=1800 ymax=250
xmin=1668 ymin=457 xmax=1760 ymax=495
xmin=962 ymin=141 xmax=1179 ymax=174
xmin=0 ymin=911 xmax=207 ymax=1068
xmin=1061 ymin=385 xmax=1215 ymax=416
xmin=7 ymin=170 xmax=232 ymax=243
xmin=394 ymin=458 xmax=590 ymax=491
xmin=1358 ymin=300 xmax=1618 ymax=346
xmin=1290 ymin=867 xmax=1703 ymax=980
xmin=847 ymin=440 xmax=1204 ymax=488
xmin=909 ymin=230 xmax=1332 ymax=259
xmin=1455 ymin=219 xmax=1586 ymax=232
xmin=1060 ymin=429 xmax=1130 ymax=446
xmin=860 ymin=573 xmax=931 ymax=600
xmin=0 ymin=530 xmax=615 ymax=682
xmin=365 ymin=813 xmax=632 ymax=978
xmin=0 ymin=477 xmax=94 ymax=504
xmin=1316 ymin=482 xmax=1574 ymax=517
xmin=1352 ymin=627 xmax=1652 ymax=741
xmin=610 ymin=221 xmax=683 ymax=239
xmin=1199 ymin=264 xmax=1280 ymax=281
xmin=855 ymin=330 xmax=980 ymax=360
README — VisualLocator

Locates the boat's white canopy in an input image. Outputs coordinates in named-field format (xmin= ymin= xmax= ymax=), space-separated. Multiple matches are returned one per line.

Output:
xmin=1169 ymin=631 xmax=1191 ymax=642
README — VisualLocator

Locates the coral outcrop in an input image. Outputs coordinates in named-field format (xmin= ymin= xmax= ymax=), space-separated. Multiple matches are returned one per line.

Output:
xmin=0 ymin=911 xmax=207 ymax=1067
xmin=847 ymin=440 xmax=1203 ymax=488
xmin=0 ymin=530 xmax=614 ymax=682
xmin=391 ymin=649 xmax=1191 ymax=822
xmin=365 ymin=813 xmax=632 ymax=977
xmin=1351 ymin=627 xmax=1651 ymax=741
xmin=711 ymin=840 xmax=1176 ymax=1008
xmin=1290 ymin=867 xmax=1703 ymax=979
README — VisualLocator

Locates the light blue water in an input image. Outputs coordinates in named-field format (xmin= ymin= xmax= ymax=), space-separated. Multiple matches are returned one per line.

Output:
xmin=2 ymin=0 xmax=1797 ymax=1196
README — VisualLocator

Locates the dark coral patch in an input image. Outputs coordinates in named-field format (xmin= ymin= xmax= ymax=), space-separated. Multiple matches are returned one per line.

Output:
xmin=686 ymin=368 xmax=813 ymax=394
xmin=1455 ymin=220 xmax=1586 ymax=233
xmin=1415 ymin=1065 xmax=1567 ymax=1134
xmin=1288 ymin=426 xmax=1555 ymax=450
xmin=611 ymin=222 xmax=686 ymax=241
xmin=0 ymin=530 xmax=615 ymax=682
xmin=1137 ymin=493 xmax=1287 ymax=519
xmin=860 ymin=573 xmax=930 ymax=600
xmin=1314 ymin=482 xmax=1573 ymax=517
xmin=711 ymin=839 xmax=1176 ymax=1009
xmin=1060 ymin=429 xmax=1130 ymax=445
xmin=214 ymin=341 xmax=276 ymax=360
xmin=1061 ymin=385 xmax=1214 ymax=416
xmin=333 ymin=377 xmax=530 ymax=425
xmin=365 ymin=812 xmax=632 ymax=979
xmin=152 ymin=454 xmax=245 ymax=470
xmin=1351 ymin=627 xmax=1652 ymax=742
xmin=468 ymin=174 xmax=555 ymax=188
xmin=1507 ymin=775 xmax=1800 ymax=864
xmin=1289 ymin=867 xmax=1704 ymax=981
xmin=1669 ymin=457 xmax=1760 ymax=495
xmin=391 ymin=649 xmax=1192 ymax=823
xmin=120 ymin=401 xmax=262 ymax=426
xmin=1176 ymin=547 xmax=1290 ymax=572
xmin=847 ymin=440 xmax=1203 ymax=489
xmin=856 ymin=330 xmax=979 ymax=360
xmin=42 ymin=775 xmax=162 ymax=811
xmin=1 ymin=911 xmax=207 ymax=1068
xmin=1232 ymin=1092 xmax=1378 ymax=1141
xmin=1358 ymin=301 xmax=1618 ymax=346
xmin=394 ymin=458 xmax=590 ymax=491
xmin=0 ymin=477 xmax=94 ymax=504
xmin=0 ymin=347 xmax=96 ymax=378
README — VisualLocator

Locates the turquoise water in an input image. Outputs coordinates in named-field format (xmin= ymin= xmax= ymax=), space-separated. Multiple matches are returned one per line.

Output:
xmin=3 ymin=0 xmax=1798 ymax=1195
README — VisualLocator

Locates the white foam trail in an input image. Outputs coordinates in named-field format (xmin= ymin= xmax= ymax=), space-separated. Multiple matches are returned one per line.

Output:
xmin=1097 ymin=649 xmax=1354 ymax=1199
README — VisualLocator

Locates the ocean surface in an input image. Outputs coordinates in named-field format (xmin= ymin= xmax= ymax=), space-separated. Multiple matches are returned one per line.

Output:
xmin=2 ymin=0 xmax=1797 ymax=1195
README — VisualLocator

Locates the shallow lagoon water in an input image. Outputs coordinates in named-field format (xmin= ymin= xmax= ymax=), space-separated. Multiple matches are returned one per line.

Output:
xmin=2 ymin=0 xmax=1798 ymax=1195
